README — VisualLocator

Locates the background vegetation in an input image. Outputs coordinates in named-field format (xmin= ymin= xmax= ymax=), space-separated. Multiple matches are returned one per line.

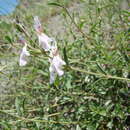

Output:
xmin=0 ymin=0 xmax=130 ymax=129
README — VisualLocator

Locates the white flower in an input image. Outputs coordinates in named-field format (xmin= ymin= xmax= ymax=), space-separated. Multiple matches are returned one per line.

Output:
xmin=34 ymin=16 xmax=42 ymax=33
xmin=49 ymin=67 xmax=56 ymax=84
xmin=34 ymin=16 xmax=53 ymax=51
xmin=34 ymin=16 xmax=66 ymax=84
xmin=19 ymin=44 xmax=30 ymax=66
xmin=38 ymin=33 xmax=53 ymax=51
xmin=49 ymin=50 xmax=66 ymax=84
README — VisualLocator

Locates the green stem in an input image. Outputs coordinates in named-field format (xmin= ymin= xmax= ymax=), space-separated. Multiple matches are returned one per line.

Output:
xmin=71 ymin=66 xmax=130 ymax=82
xmin=60 ymin=5 xmax=93 ymax=40
xmin=0 ymin=110 xmax=78 ymax=125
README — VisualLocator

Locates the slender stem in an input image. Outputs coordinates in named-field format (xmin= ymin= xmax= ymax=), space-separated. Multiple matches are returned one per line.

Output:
xmin=71 ymin=66 xmax=130 ymax=82
xmin=0 ymin=110 xmax=78 ymax=125
xmin=61 ymin=6 xmax=93 ymax=40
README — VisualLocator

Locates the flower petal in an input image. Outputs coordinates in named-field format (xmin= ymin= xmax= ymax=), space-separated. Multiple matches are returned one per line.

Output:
xmin=38 ymin=33 xmax=53 ymax=51
xmin=19 ymin=44 xmax=30 ymax=66
xmin=34 ymin=16 xmax=42 ymax=32
xmin=56 ymin=69 xmax=64 ymax=76
xmin=49 ymin=65 xmax=56 ymax=84
xmin=51 ymin=55 xmax=66 ymax=76
xmin=19 ymin=58 xmax=27 ymax=66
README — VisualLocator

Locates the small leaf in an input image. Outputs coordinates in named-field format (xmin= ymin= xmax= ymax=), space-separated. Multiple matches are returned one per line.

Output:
xmin=5 ymin=35 xmax=12 ymax=43
xmin=66 ymin=79 xmax=72 ymax=89
xmin=107 ymin=121 xmax=113 ymax=129
xmin=87 ymin=124 xmax=96 ymax=130
xmin=0 ymin=65 xmax=7 ymax=71
xmin=63 ymin=47 xmax=69 ymax=65
xmin=15 ymin=24 xmax=23 ymax=32
xmin=105 ymin=100 xmax=111 ymax=106
xmin=0 ymin=121 xmax=11 ymax=130
xmin=36 ymin=122 xmax=41 ymax=130
xmin=0 ymin=21 xmax=11 ymax=30
xmin=79 ymin=19 xmax=85 ymax=29
xmin=96 ymin=63 xmax=107 ymax=75
xmin=15 ymin=97 xmax=21 ymax=116
xmin=48 ymin=2 xmax=63 ymax=7
xmin=98 ymin=109 xmax=107 ymax=116
xmin=76 ymin=125 xmax=81 ymax=130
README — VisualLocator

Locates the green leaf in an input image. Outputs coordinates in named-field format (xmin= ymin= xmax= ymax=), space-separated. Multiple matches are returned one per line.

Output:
xmin=96 ymin=63 xmax=107 ymax=75
xmin=0 ymin=21 xmax=11 ymax=30
xmin=98 ymin=109 xmax=107 ymax=116
xmin=87 ymin=124 xmax=96 ymax=130
xmin=36 ymin=122 xmax=41 ymax=130
xmin=0 ymin=122 xmax=11 ymax=130
xmin=105 ymin=100 xmax=111 ymax=106
xmin=0 ymin=65 xmax=7 ymax=71
xmin=66 ymin=79 xmax=72 ymax=89
xmin=5 ymin=35 xmax=12 ymax=43
xmin=79 ymin=19 xmax=85 ymax=29
xmin=76 ymin=125 xmax=81 ymax=130
xmin=63 ymin=47 xmax=69 ymax=66
xmin=48 ymin=2 xmax=63 ymax=7
xmin=15 ymin=24 xmax=24 ymax=33
xmin=15 ymin=97 xmax=21 ymax=116
xmin=107 ymin=121 xmax=113 ymax=129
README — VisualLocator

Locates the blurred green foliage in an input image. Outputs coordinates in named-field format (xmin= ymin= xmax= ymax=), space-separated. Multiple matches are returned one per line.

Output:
xmin=0 ymin=0 xmax=130 ymax=129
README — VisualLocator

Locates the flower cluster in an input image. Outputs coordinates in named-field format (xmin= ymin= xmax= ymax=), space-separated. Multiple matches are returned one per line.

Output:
xmin=19 ymin=16 xmax=66 ymax=84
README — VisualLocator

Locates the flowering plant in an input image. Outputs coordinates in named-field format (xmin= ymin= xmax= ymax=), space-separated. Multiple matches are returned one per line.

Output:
xmin=19 ymin=16 xmax=66 ymax=84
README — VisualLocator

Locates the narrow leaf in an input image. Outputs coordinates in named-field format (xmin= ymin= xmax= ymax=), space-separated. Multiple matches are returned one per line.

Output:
xmin=48 ymin=2 xmax=63 ymax=7
xmin=63 ymin=47 xmax=69 ymax=66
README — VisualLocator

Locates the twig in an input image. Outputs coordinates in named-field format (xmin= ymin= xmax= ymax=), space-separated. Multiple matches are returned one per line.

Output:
xmin=71 ymin=66 xmax=130 ymax=82
xmin=0 ymin=110 xmax=78 ymax=125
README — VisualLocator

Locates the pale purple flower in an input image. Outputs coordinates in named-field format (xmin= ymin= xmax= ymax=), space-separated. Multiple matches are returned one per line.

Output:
xmin=38 ymin=33 xmax=53 ymax=51
xmin=49 ymin=48 xmax=66 ymax=84
xmin=34 ymin=16 xmax=42 ymax=33
xmin=34 ymin=16 xmax=66 ymax=84
xmin=34 ymin=16 xmax=53 ymax=51
xmin=19 ymin=43 xmax=30 ymax=66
